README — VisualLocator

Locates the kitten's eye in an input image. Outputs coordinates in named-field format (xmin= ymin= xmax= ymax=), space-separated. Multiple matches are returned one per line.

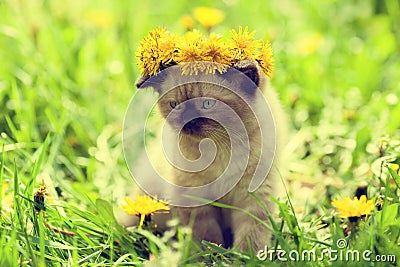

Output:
xmin=203 ymin=99 xmax=216 ymax=109
xmin=170 ymin=101 xmax=181 ymax=109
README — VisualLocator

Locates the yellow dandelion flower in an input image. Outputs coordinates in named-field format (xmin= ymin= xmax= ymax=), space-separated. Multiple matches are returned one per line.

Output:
xmin=180 ymin=15 xmax=195 ymax=30
xmin=84 ymin=10 xmax=113 ymax=29
xmin=389 ymin=163 xmax=399 ymax=172
xmin=34 ymin=183 xmax=47 ymax=212
xmin=135 ymin=26 xmax=275 ymax=78
xmin=179 ymin=29 xmax=204 ymax=49
xmin=201 ymin=33 xmax=233 ymax=74
xmin=230 ymin=26 xmax=262 ymax=61
xmin=119 ymin=194 xmax=170 ymax=229
xmin=297 ymin=33 xmax=323 ymax=56
xmin=136 ymin=27 xmax=177 ymax=77
xmin=176 ymin=30 xmax=208 ymax=75
xmin=180 ymin=62 xmax=208 ymax=75
xmin=193 ymin=7 xmax=225 ymax=30
xmin=256 ymin=42 xmax=274 ymax=78
xmin=332 ymin=195 xmax=374 ymax=218
xmin=158 ymin=33 xmax=179 ymax=66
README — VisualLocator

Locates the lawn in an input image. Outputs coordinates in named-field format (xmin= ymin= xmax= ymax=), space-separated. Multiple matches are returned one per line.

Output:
xmin=1 ymin=0 xmax=400 ymax=266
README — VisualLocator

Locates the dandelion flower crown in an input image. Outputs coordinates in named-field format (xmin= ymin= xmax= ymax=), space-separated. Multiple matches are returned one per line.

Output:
xmin=136 ymin=26 xmax=274 ymax=79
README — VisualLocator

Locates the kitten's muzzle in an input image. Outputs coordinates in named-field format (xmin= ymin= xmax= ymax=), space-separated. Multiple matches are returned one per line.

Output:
xmin=182 ymin=118 xmax=204 ymax=134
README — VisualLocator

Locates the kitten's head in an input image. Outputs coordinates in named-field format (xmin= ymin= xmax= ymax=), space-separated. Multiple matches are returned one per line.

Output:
xmin=136 ymin=60 xmax=266 ymax=139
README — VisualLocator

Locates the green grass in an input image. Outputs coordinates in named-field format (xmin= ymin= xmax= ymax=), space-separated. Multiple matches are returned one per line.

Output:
xmin=1 ymin=0 xmax=400 ymax=266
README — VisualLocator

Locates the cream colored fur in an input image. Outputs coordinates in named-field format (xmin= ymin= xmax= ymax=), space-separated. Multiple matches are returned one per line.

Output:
xmin=124 ymin=61 xmax=287 ymax=252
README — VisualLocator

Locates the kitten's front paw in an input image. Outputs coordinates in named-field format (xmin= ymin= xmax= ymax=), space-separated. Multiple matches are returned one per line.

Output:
xmin=178 ymin=207 xmax=225 ymax=247
xmin=235 ymin=227 xmax=271 ymax=252
xmin=231 ymin=210 xmax=272 ymax=252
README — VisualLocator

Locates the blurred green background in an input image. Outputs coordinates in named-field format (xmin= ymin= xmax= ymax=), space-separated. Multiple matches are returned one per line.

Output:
xmin=0 ymin=0 xmax=399 ymax=201
xmin=1 ymin=0 xmax=400 ymax=265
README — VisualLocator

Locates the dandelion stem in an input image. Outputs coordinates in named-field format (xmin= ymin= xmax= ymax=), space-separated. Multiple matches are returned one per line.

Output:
xmin=139 ymin=214 xmax=145 ymax=229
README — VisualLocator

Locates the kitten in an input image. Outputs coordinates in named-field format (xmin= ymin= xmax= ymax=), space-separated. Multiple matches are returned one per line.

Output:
xmin=135 ymin=59 xmax=286 ymax=252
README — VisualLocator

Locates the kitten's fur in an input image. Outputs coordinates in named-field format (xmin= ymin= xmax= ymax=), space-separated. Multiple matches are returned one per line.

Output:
xmin=135 ymin=59 xmax=286 ymax=252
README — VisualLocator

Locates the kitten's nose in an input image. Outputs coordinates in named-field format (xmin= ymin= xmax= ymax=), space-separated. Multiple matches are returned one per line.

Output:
xmin=182 ymin=118 xmax=204 ymax=134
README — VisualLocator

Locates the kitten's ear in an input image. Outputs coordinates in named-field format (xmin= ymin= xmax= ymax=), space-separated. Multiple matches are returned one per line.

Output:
xmin=135 ymin=63 xmax=174 ymax=91
xmin=224 ymin=59 xmax=264 ymax=95
xmin=135 ymin=73 xmax=165 ymax=93
xmin=232 ymin=59 xmax=261 ymax=87
xmin=135 ymin=75 xmax=150 ymax=88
